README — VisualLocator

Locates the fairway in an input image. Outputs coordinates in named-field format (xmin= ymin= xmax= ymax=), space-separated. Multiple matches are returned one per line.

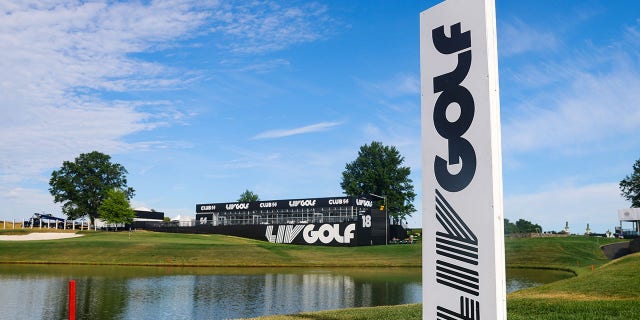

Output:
xmin=0 ymin=230 xmax=421 ymax=267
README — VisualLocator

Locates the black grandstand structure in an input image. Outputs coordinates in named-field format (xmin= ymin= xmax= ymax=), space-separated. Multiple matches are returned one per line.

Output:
xmin=196 ymin=197 xmax=373 ymax=226
xmin=146 ymin=196 xmax=407 ymax=246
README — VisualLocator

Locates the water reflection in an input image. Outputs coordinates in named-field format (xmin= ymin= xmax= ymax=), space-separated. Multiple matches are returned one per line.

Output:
xmin=0 ymin=265 xmax=421 ymax=320
xmin=0 ymin=265 xmax=572 ymax=319
xmin=506 ymin=268 xmax=573 ymax=293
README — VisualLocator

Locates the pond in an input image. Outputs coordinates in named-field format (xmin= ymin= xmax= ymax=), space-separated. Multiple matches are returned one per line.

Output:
xmin=0 ymin=265 xmax=421 ymax=320
xmin=506 ymin=268 xmax=574 ymax=293
xmin=0 ymin=265 xmax=571 ymax=320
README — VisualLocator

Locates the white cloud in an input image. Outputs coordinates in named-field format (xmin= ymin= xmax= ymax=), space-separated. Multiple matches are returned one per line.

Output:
xmin=0 ymin=0 xmax=335 ymax=172
xmin=504 ymin=182 xmax=627 ymax=233
xmin=210 ymin=1 xmax=333 ymax=54
xmin=503 ymin=66 xmax=640 ymax=155
xmin=0 ymin=1 xmax=211 ymax=181
xmin=0 ymin=186 xmax=62 ymax=219
xmin=252 ymin=121 xmax=341 ymax=139
xmin=502 ymin=20 xmax=640 ymax=155
xmin=498 ymin=18 xmax=560 ymax=56
xmin=357 ymin=73 xmax=420 ymax=99
xmin=0 ymin=1 xmax=336 ymax=219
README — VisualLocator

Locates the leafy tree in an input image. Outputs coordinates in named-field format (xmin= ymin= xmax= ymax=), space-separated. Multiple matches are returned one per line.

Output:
xmin=97 ymin=189 xmax=136 ymax=230
xmin=515 ymin=218 xmax=542 ymax=233
xmin=620 ymin=158 xmax=640 ymax=207
xmin=49 ymin=151 xmax=135 ymax=225
xmin=504 ymin=218 xmax=541 ymax=234
xmin=341 ymin=141 xmax=416 ymax=221
xmin=238 ymin=189 xmax=259 ymax=202
xmin=504 ymin=218 xmax=519 ymax=235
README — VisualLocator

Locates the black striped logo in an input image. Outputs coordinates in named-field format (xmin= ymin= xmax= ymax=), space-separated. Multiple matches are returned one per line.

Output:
xmin=435 ymin=189 xmax=480 ymax=318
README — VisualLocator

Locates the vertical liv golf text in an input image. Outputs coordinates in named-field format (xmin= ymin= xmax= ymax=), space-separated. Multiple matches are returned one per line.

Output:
xmin=431 ymin=22 xmax=480 ymax=320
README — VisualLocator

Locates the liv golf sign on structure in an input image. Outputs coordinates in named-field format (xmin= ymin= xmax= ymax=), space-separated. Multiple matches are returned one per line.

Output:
xmin=420 ymin=0 xmax=506 ymax=319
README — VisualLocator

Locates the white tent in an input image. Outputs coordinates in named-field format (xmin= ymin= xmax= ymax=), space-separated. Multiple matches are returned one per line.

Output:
xmin=172 ymin=215 xmax=195 ymax=227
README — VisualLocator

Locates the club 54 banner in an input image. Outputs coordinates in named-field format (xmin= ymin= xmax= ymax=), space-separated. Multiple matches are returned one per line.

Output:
xmin=420 ymin=0 xmax=506 ymax=319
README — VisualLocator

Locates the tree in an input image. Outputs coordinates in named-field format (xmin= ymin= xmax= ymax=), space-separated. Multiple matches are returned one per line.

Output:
xmin=515 ymin=218 xmax=542 ymax=234
xmin=504 ymin=218 xmax=519 ymax=235
xmin=620 ymin=158 xmax=640 ymax=207
xmin=97 ymin=189 xmax=136 ymax=230
xmin=49 ymin=151 xmax=135 ymax=225
xmin=238 ymin=189 xmax=259 ymax=202
xmin=340 ymin=141 xmax=416 ymax=221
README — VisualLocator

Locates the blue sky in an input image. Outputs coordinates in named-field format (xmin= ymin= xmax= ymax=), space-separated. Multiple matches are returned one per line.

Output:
xmin=1 ymin=0 xmax=639 ymax=233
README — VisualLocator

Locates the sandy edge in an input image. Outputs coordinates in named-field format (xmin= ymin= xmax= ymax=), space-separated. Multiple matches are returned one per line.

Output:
xmin=0 ymin=233 xmax=83 ymax=241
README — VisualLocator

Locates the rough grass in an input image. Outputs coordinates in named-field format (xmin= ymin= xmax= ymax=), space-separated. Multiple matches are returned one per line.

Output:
xmin=0 ymin=220 xmax=23 ymax=230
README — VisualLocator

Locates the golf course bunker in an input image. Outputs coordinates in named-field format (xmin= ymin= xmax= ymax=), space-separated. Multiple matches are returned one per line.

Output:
xmin=0 ymin=233 xmax=83 ymax=241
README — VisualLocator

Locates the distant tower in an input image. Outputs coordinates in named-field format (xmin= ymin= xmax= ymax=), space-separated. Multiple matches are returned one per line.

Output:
xmin=564 ymin=221 xmax=570 ymax=234
xmin=585 ymin=223 xmax=591 ymax=236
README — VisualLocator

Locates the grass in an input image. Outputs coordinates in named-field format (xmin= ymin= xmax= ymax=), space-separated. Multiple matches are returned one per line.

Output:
xmin=507 ymin=252 xmax=640 ymax=319
xmin=241 ymin=304 xmax=422 ymax=320
xmin=504 ymin=236 xmax=623 ymax=275
xmin=510 ymin=253 xmax=640 ymax=300
xmin=0 ymin=220 xmax=23 ymax=230
xmin=0 ymin=230 xmax=421 ymax=267
xmin=506 ymin=236 xmax=640 ymax=319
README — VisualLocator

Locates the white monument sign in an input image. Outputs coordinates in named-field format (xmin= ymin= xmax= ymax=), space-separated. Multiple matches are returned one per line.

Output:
xmin=420 ymin=0 xmax=506 ymax=319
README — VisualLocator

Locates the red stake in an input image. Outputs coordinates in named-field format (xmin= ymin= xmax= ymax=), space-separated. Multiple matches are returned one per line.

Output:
xmin=69 ymin=280 xmax=76 ymax=320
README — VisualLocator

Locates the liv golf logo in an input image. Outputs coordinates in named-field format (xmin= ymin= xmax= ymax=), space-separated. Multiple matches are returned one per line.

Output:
xmin=265 ymin=223 xmax=356 ymax=245
xmin=421 ymin=0 xmax=506 ymax=319
xmin=431 ymin=22 xmax=481 ymax=319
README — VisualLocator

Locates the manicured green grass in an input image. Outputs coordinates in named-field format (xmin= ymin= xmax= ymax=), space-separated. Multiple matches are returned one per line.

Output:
xmin=507 ymin=299 xmax=640 ymax=320
xmin=0 ymin=230 xmax=421 ymax=267
xmin=506 ymin=237 xmax=640 ymax=319
xmin=510 ymin=253 xmax=640 ymax=300
xmin=241 ymin=304 xmax=422 ymax=320
xmin=505 ymin=236 xmax=624 ymax=275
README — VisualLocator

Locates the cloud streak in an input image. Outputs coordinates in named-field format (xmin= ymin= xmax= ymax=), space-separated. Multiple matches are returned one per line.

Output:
xmin=498 ymin=18 xmax=560 ymax=57
xmin=210 ymin=1 xmax=333 ymax=54
xmin=252 ymin=122 xmax=341 ymax=139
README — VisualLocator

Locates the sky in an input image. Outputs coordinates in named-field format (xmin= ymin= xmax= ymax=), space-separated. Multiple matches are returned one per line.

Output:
xmin=1 ymin=0 xmax=639 ymax=234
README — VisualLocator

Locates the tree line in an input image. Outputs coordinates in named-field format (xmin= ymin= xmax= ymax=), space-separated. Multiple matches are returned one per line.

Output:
xmin=48 ymin=141 xmax=417 ymax=226
xmin=503 ymin=218 xmax=542 ymax=235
